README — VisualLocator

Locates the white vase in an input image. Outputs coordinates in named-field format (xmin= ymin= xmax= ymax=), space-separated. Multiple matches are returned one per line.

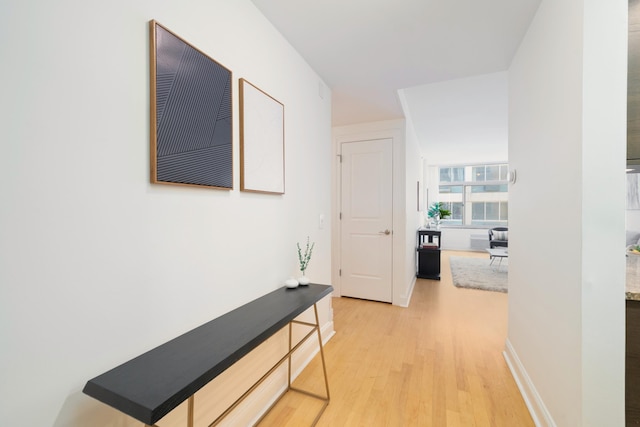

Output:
xmin=285 ymin=277 xmax=299 ymax=288
xmin=298 ymin=275 xmax=310 ymax=285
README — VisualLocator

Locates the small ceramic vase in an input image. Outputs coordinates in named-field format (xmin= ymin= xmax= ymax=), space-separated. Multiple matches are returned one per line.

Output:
xmin=298 ymin=274 xmax=310 ymax=285
xmin=285 ymin=277 xmax=299 ymax=288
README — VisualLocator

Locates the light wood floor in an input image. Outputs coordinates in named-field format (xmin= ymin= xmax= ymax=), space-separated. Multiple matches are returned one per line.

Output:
xmin=258 ymin=250 xmax=534 ymax=426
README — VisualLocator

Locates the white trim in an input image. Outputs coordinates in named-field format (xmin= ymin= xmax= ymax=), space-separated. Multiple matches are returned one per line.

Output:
xmin=290 ymin=321 xmax=335 ymax=380
xmin=396 ymin=275 xmax=416 ymax=308
xmin=503 ymin=339 xmax=556 ymax=427
xmin=332 ymin=121 xmax=407 ymax=306
xmin=241 ymin=321 xmax=335 ymax=426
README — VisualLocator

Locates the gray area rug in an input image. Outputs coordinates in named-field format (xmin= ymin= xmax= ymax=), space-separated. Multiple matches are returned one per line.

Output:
xmin=449 ymin=256 xmax=508 ymax=293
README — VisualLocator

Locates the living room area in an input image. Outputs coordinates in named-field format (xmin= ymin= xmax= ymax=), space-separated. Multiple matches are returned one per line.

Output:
xmin=413 ymin=71 xmax=510 ymax=290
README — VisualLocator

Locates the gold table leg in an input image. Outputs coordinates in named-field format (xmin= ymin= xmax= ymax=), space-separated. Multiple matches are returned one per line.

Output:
xmin=146 ymin=303 xmax=331 ymax=427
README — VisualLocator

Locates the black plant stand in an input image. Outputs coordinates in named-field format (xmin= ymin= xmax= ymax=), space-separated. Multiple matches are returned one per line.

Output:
xmin=416 ymin=229 xmax=441 ymax=280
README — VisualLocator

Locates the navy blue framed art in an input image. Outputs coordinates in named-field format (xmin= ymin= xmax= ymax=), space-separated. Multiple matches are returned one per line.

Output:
xmin=150 ymin=20 xmax=233 ymax=189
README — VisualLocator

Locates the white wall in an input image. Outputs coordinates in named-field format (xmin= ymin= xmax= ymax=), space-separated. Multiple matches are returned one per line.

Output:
xmin=506 ymin=0 xmax=626 ymax=425
xmin=629 ymin=209 xmax=640 ymax=231
xmin=0 ymin=1 xmax=333 ymax=426
xmin=399 ymin=92 xmax=427 ymax=300
xmin=403 ymin=116 xmax=423 ymax=303
xmin=439 ymin=228 xmax=489 ymax=251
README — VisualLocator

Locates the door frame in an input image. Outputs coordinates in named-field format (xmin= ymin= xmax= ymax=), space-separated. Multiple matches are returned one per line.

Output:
xmin=331 ymin=122 xmax=407 ymax=306
xmin=339 ymin=138 xmax=394 ymax=303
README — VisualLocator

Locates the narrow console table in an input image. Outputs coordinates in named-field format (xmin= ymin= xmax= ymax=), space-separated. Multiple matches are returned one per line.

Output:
xmin=83 ymin=283 xmax=333 ymax=426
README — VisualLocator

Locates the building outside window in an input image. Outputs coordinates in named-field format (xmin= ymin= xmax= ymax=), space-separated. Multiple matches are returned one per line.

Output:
xmin=436 ymin=163 xmax=508 ymax=227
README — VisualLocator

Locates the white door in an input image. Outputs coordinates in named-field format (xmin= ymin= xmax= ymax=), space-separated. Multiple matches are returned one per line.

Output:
xmin=340 ymin=138 xmax=393 ymax=303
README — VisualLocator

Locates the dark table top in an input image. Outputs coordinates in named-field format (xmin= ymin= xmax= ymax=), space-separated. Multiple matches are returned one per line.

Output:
xmin=83 ymin=283 xmax=333 ymax=424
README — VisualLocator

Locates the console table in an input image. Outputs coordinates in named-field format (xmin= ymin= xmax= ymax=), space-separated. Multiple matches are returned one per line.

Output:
xmin=83 ymin=283 xmax=333 ymax=426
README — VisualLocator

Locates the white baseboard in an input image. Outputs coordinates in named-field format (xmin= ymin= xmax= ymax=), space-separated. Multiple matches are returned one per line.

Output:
xmin=503 ymin=339 xmax=556 ymax=427
xmin=241 ymin=320 xmax=335 ymax=426
xmin=290 ymin=321 xmax=335 ymax=379
xmin=175 ymin=318 xmax=335 ymax=427
xmin=396 ymin=275 xmax=416 ymax=307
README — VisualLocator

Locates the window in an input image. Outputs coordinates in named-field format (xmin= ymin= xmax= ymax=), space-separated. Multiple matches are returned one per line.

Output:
xmin=472 ymin=164 xmax=508 ymax=182
xmin=436 ymin=163 xmax=508 ymax=227
xmin=441 ymin=201 xmax=463 ymax=225
xmin=472 ymin=201 xmax=508 ymax=224
xmin=440 ymin=166 xmax=464 ymax=182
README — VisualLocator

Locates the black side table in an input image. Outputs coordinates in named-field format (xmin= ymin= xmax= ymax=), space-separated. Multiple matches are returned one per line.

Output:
xmin=416 ymin=229 xmax=441 ymax=280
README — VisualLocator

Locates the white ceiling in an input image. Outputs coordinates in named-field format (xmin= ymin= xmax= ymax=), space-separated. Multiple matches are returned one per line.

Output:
xmin=401 ymin=71 xmax=509 ymax=165
xmin=251 ymin=0 xmax=541 ymax=130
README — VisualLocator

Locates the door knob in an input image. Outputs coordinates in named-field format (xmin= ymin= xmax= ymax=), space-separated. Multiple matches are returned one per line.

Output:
xmin=379 ymin=229 xmax=391 ymax=235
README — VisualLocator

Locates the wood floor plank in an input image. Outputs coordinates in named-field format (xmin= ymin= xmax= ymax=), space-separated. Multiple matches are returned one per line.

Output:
xmin=258 ymin=250 xmax=534 ymax=426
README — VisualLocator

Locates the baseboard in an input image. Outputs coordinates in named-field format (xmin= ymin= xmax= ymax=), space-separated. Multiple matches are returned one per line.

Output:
xmin=290 ymin=320 xmax=335 ymax=379
xmin=503 ymin=339 xmax=556 ymax=427
xmin=396 ymin=275 xmax=416 ymax=307
xmin=241 ymin=320 xmax=335 ymax=426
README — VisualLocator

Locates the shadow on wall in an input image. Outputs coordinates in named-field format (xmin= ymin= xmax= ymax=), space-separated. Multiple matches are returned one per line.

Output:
xmin=54 ymin=391 xmax=136 ymax=427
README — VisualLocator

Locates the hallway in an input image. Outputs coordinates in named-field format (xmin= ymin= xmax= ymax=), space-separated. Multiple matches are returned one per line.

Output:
xmin=260 ymin=250 xmax=534 ymax=426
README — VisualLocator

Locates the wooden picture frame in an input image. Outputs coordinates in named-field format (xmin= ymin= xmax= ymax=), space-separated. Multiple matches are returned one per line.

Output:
xmin=149 ymin=20 xmax=233 ymax=189
xmin=239 ymin=78 xmax=285 ymax=194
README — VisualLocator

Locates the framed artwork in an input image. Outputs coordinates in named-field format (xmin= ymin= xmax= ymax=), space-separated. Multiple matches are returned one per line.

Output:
xmin=239 ymin=78 xmax=285 ymax=194
xmin=149 ymin=20 xmax=233 ymax=189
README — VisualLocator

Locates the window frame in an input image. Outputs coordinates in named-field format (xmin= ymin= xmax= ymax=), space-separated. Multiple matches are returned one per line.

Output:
xmin=435 ymin=163 xmax=509 ymax=228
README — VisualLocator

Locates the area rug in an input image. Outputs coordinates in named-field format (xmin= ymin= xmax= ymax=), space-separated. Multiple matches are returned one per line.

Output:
xmin=449 ymin=256 xmax=508 ymax=293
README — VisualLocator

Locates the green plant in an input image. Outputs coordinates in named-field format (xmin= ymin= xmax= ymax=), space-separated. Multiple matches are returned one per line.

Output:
xmin=297 ymin=237 xmax=315 ymax=274
xmin=427 ymin=202 xmax=451 ymax=219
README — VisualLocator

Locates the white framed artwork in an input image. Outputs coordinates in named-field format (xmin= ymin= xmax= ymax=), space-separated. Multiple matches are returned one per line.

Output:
xmin=239 ymin=78 xmax=285 ymax=194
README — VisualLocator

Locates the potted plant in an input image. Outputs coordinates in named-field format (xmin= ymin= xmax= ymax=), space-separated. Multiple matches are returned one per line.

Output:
xmin=297 ymin=237 xmax=315 ymax=285
xmin=427 ymin=202 xmax=451 ymax=229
